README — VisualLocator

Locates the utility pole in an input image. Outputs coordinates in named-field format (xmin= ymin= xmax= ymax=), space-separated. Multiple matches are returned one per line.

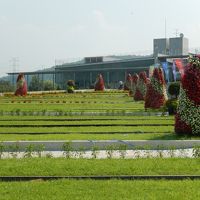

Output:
xmin=10 ymin=57 xmax=19 ymax=73
xmin=10 ymin=57 xmax=19 ymax=86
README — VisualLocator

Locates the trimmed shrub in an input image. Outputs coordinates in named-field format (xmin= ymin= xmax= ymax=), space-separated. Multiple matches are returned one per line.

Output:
xmin=67 ymin=80 xmax=75 ymax=93
xmin=132 ymin=73 xmax=139 ymax=98
xmin=168 ymin=82 xmax=180 ymax=98
xmin=175 ymin=55 xmax=200 ymax=135
xmin=94 ymin=74 xmax=105 ymax=91
xmin=165 ymin=99 xmax=178 ymax=115
xmin=124 ymin=74 xmax=132 ymax=91
xmin=134 ymin=71 xmax=148 ymax=101
xmin=145 ymin=68 xmax=168 ymax=109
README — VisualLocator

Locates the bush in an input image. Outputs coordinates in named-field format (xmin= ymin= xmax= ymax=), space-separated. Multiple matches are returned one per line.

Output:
xmin=29 ymin=76 xmax=43 ymax=91
xmin=43 ymin=80 xmax=55 ymax=91
xmin=67 ymin=80 xmax=75 ymax=93
xmin=168 ymin=82 xmax=180 ymax=99
xmin=0 ymin=80 xmax=14 ymax=92
xmin=165 ymin=99 xmax=178 ymax=115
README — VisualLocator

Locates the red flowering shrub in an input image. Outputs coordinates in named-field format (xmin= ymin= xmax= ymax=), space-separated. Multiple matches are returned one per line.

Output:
xmin=145 ymin=68 xmax=167 ymax=109
xmin=134 ymin=71 xmax=148 ymax=101
xmin=175 ymin=114 xmax=192 ymax=134
xmin=124 ymin=74 xmax=132 ymax=91
xmin=175 ymin=55 xmax=200 ymax=135
xmin=94 ymin=74 xmax=105 ymax=91
xmin=132 ymin=74 xmax=139 ymax=97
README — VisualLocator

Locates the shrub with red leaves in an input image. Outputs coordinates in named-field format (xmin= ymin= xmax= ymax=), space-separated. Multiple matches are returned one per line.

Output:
xmin=175 ymin=55 xmax=200 ymax=135
xmin=132 ymin=74 xmax=139 ymax=97
xmin=124 ymin=74 xmax=132 ymax=91
xmin=145 ymin=68 xmax=167 ymax=109
xmin=94 ymin=74 xmax=105 ymax=91
xmin=134 ymin=71 xmax=148 ymax=101
xmin=175 ymin=114 xmax=192 ymax=135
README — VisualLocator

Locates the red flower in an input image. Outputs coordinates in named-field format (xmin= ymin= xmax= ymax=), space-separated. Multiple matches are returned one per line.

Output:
xmin=175 ymin=114 xmax=192 ymax=135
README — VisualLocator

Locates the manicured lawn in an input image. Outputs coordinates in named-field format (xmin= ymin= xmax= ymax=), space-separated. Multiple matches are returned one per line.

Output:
xmin=0 ymin=133 xmax=184 ymax=141
xmin=0 ymin=126 xmax=174 ymax=133
xmin=0 ymin=179 xmax=200 ymax=200
xmin=0 ymin=119 xmax=173 ymax=125
xmin=0 ymin=158 xmax=200 ymax=176
xmin=0 ymin=115 xmax=174 ymax=120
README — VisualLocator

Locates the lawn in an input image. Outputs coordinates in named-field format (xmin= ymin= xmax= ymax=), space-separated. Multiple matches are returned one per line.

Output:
xmin=0 ymin=179 xmax=200 ymax=200
xmin=0 ymin=132 xmax=184 ymax=141
xmin=0 ymin=158 xmax=200 ymax=176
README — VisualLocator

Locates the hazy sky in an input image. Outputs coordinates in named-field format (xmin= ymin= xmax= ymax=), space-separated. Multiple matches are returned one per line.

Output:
xmin=1 ymin=0 xmax=200 ymax=77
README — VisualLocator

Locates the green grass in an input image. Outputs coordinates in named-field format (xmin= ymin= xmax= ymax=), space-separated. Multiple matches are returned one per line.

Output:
xmin=0 ymin=126 xmax=173 ymax=133
xmin=0 ymin=158 xmax=200 ymax=176
xmin=0 ymin=115 xmax=174 ymax=120
xmin=0 ymin=179 xmax=200 ymax=200
xmin=0 ymin=132 xmax=184 ymax=141
xmin=0 ymin=119 xmax=173 ymax=125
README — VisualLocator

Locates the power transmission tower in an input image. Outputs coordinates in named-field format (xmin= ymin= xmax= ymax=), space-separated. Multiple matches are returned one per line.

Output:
xmin=10 ymin=57 xmax=19 ymax=73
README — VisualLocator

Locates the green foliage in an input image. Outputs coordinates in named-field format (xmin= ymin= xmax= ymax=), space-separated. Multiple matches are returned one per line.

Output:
xmin=118 ymin=144 xmax=127 ymax=158
xmin=43 ymin=80 xmax=55 ymax=91
xmin=62 ymin=141 xmax=73 ymax=158
xmin=1 ymin=158 xmax=200 ymax=176
xmin=24 ymin=144 xmax=35 ymax=158
xmin=106 ymin=145 xmax=116 ymax=159
xmin=35 ymin=144 xmax=45 ymax=158
xmin=29 ymin=75 xmax=43 ymax=91
xmin=0 ymin=142 xmax=5 ymax=159
xmin=193 ymin=146 xmax=200 ymax=158
xmin=168 ymin=82 xmax=180 ymax=98
xmin=0 ymin=80 xmax=14 ymax=92
xmin=165 ymin=99 xmax=178 ymax=115
xmin=91 ymin=145 xmax=99 ymax=159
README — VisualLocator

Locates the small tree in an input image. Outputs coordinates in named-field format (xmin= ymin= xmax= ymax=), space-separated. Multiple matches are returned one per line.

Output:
xmin=43 ymin=80 xmax=55 ymax=91
xmin=0 ymin=80 xmax=14 ymax=92
xmin=29 ymin=75 xmax=43 ymax=91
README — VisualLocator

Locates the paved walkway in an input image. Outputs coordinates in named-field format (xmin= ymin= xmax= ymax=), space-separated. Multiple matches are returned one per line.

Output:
xmin=2 ymin=140 xmax=200 ymax=151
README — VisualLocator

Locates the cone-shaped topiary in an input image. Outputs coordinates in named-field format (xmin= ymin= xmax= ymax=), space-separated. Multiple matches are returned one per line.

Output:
xmin=94 ymin=74 xmax=105 ymax=91
xmin=175 ymin=55 xmax=200 ymax=135
xmin=132 ymin=73 xmax=139 ymax=98
xmin=124 ymin=74 xmax=132 ymax=91
xmin=145 ymin=68 xmax=168 ymax=109
xmin=15 ymin=73 xmax=27 ymax=96
xmin=134 ymin=71 xmax=148 ymax=101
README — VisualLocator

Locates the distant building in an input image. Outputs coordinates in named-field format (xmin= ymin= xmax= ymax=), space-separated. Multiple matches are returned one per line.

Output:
xmin=7 ymin=36 xmax=190 ymax=89
xmin=154 ymin=34 xmax=189 ymax=57
xmin=55 ymin=55 xmax=154 ymax=89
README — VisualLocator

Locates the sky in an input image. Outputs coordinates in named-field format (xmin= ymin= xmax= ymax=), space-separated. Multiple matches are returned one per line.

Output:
xmin=1 ymin=0 xmax=200 ymax=77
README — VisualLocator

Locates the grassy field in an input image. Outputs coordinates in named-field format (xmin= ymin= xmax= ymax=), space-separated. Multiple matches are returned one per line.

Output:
xmin=0 ymin=132 xmax=181 ymax=141
xmin=0 ymin=158 xmax=199 ymax=176
xmin=0 ymin=179 xmax=200 ymax=200
xmin=0 ymin=92 xmax=192 ymax=141
xmin=0 ymin=92 xmax=199 ymax=199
